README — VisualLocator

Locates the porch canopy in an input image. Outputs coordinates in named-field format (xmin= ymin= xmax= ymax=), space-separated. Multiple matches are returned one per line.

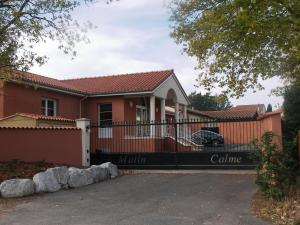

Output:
xmin=149 ymin=72 xmax=190 ymax=122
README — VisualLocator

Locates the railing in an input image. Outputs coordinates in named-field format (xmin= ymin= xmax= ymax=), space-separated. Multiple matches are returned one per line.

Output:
xmin=90 ymin=118 xmax=263 ymax=154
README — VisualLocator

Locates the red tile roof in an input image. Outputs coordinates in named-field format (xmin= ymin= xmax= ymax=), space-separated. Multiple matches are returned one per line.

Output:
xmin=187 ymin=104 xmax=265 ymax=120
xmin=0 ymin=126 xmax=80 ymax=130
xmin=228 ymin=104 xmax=264 ymax=111
xmin=197 ymin=109 xmax=258 ymax=120
xmin=0 ymin=113 xmax=75 ymax=123
xmin=11 ymin=70 xmax=84 ymax=94
xmin=10 ymin=69 xmax=174 ymax=95
xmin=62 ymin=70 xmax=174 ymax=95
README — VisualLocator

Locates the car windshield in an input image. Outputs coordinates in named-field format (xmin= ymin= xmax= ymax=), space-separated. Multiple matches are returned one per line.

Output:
xmin=197 ymin=130 xmax=218 ymax=137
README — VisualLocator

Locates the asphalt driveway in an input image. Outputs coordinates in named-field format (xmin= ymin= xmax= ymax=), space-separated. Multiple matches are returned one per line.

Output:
xmin=0 ymin=173 xmax=269 ymax=225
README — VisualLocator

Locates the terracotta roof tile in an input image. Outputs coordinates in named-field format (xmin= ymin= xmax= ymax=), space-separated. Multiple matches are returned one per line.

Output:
xmin=17 ymin=113 xmax=75 ymax=122
xmin=0 ymin=113 xmax=75 ymax=122
xmin=198 ymin=109 xmax=258 ymax=120
xmin=62 ymin=70 xmax=174 ymax=95
xmin=7 ymin=69 xmax=174 ymax=95
xmin=11 ymin=70 xmax=84 ymax=94
xmin=0 ymin=126 xmax=80 ymax=130
xmin=187 ymin=106 xmax=260 ymax=120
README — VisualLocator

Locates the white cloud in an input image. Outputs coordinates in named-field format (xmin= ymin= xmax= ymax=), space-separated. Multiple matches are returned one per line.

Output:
xmin=30 ymin=0 xmax=283 ymax=107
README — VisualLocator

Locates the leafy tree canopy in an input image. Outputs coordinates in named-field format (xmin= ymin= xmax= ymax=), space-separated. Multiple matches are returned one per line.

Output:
xmin=266 ymin=103 xmax=272 ymax=112
xmin=188 ymin=91 xmax=232 ymax=111
xmin=170 ymin=0 xmax=300 ymax=97
xmin=0 ymin=0 xmax=114 ymax=75
xmin=282 ymin=85 xmax=300 ymax=139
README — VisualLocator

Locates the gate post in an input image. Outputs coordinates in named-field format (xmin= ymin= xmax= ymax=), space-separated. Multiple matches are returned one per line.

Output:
xmin=76 ymin=118 xmax=91 ymax=167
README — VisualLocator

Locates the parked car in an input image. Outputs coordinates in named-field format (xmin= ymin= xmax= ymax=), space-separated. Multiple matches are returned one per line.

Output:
xmin=191 ymin=130 xmax=224 ymax=147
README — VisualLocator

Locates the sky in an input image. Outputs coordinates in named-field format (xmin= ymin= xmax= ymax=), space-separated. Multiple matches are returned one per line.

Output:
xmin=30 ymin=0 xmax=283 ymax=108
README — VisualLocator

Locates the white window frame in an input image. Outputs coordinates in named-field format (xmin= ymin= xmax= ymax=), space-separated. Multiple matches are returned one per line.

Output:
xmin=41 ymin=98 xmax=57 ymax=116
xmin=98 ymin=103 xmax=112 ymax=138
xmin=135 ymin=105 xmax=150 ymax=137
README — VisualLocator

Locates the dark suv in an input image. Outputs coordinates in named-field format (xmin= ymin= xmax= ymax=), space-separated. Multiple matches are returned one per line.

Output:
xmin=191 ymin=130 xmax=224 ymax=147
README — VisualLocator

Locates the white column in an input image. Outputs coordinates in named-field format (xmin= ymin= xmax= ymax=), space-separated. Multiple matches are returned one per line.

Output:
xmin=76 ymin=118 xmax=91 ymax=167
xmin=183 ymin=104 xmax=188 ymax=139
xmin=160 ymin=98 xmax=166 ymax=137
xmin=150 ymin=95 xmax=156 ymax=136
xmin=183 ymin=105 xmax=187 ymax=120
xmin=175 ymin=102 xmax=179 ymax=122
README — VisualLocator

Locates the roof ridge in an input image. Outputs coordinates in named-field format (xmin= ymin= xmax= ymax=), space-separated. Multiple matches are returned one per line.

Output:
xmin=61 ymin=69 xmax=174 ymax=82
xmin=15 ymin=70 xmax=61 ymax=81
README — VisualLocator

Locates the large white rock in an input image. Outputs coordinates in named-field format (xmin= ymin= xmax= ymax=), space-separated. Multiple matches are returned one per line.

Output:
xmin=87 ymin=165 xmax=109 ymax=183
xmin=33 ymin=171 xmax=61 ymax=193
xmin=99 ymin=162 xmax=118 ymax=178
xmin=0 ymin=179 xmax=35 ymax=198
xmin=68 ymin=167 xmax=93 ymax=188
xmin=47 ymin=166 xmax=69 ymax=188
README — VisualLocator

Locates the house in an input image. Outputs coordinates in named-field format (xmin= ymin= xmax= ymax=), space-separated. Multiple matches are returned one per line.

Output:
xmin=0 ymin=113 xmax=75 ymax=127
xmin=0 ymin=69 xmax=190 ymax=126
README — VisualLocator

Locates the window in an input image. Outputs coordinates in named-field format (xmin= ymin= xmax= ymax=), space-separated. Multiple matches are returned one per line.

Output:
xmin=41 ymin=98 xmax=57 ymax=116
xmin=98 ymin=103 xmax=112 ymax=138
xmin=136 ymin=106 xmax=149 ymax=136
xmin=136 ymin=105 xmax=148 ymax=122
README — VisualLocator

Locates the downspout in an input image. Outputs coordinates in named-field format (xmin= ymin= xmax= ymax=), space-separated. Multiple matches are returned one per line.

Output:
xmin=79 ymin=96 xmax=88 ymax=118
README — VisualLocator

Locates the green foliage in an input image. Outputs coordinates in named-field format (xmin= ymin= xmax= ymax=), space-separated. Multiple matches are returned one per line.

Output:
xmin=283 ymin=85 xmax=300 ymax=140
xmin=188 ymin=91 xmax=232 ymax=111
xmin=252 ymin=132 xmax=299 ymax=200
xmin=266 ymin=104 xmax=272 ymax=112
xmin=0 ymin=0 xmax=115 ymax=72
xmin=170 ymin=0 xmax=300 ymax=97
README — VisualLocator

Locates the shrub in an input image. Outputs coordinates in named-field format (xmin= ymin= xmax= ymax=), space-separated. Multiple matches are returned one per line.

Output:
xmin=252 ymin=132 xmax=299 ymax=200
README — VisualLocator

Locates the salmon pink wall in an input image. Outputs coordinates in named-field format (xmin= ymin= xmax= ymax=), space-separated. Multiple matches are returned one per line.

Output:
xmin=124 ymin=97 xmax=162 ymax=122
xmin=2 ymin=82 xmax=82 ymax=119
xmin=0 ymin=127 xmax=82 ymax=166
xmin=85 ymin=96 xmax=125 ymax=123
xmin=189 ymin=113 xmax=282 ymax=145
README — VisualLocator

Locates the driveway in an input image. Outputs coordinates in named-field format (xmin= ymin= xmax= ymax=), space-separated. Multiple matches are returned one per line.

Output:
xmin=0 ymin=173 xmax=269 ymax=225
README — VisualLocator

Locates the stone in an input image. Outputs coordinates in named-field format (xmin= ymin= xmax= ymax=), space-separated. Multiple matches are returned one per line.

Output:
xmin=0 ymin=179 xmax=35 ymax=198
xmin=68 ymin=167 xmax=93 ymax=188
xmin=87 ymin=165 xmax=109 ymax=183
xmin=33 ymin=171 xmax=61 ymax=193
xmin=47 ymin=166 xmax=69 ymax=187
xmin=99 ymin=162 xmax=118 ymax=178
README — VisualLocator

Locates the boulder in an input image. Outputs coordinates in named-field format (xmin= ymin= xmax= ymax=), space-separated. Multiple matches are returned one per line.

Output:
xmin=68 ymin=167 xmax=93 ymax=188
xmin=0 ymin=179 xmax=35 ymax=198
xmin=99 ymin=162 xmax=118 ymax=178
xmin=33 ymin=171 xmax=61 ymax=193
xmin=87 ymin=165 xmax=109 ymax=183
xmin=47 ymin=166 xmax=69 ymax=188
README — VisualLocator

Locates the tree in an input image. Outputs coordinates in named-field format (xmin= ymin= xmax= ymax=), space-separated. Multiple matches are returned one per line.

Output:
xmin=0 ymin=0 xmax=114 ymax=75
xmin=188 ymin=91 xmax=232 ymax=111
xmin=266 ymin=104 xmax=272 ymax=112
xmin=170 ymin=0 xmax=300 ymax=97
xmin=282 ymin=85 xmax=300 ymax=140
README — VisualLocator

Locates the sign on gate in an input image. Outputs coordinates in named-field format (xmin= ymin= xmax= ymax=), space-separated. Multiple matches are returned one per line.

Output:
xmin=91 ymin=151 xmax=255 ymax=169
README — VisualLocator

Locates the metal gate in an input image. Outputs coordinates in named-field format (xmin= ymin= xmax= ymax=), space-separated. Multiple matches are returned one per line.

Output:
xmin=90 ymin=119 xmax=260 ymax=169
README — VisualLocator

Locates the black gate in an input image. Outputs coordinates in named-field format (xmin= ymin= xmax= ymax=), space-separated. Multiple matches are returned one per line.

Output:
xmin=90 ymin=119 xmax=260 ymax=169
